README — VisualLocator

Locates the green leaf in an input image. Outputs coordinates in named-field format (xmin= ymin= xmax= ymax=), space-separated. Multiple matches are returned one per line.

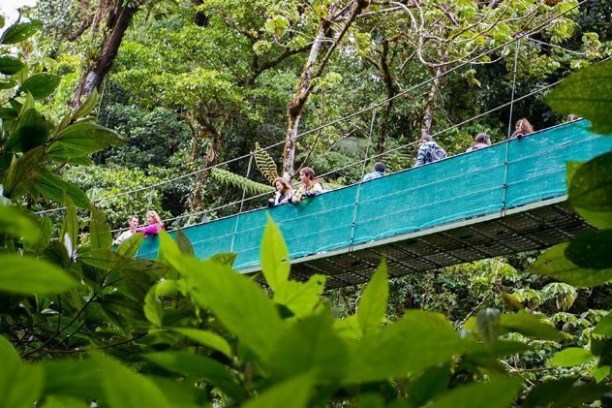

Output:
xmin=0 ymin=106 xmax=18 ymax=118
xmin=357 ymin=259 xmax=388 ymax=335
xmin=144 ymin=284 xmax=163 ymax=326
xmin=261 ymin=217 xmax=290 ymax=291
xmin=547 ymin=60 xmax=612 ymax=134
xmin=345 ymin=311 xmax=472 ymax=383
xmin=593 ymin=312 xmax=612 ymax=336
xmin=0 ymin=255 xmax=78 ymax=294
xmin=476 ymin=308 xmax=500 ymax=344
xmin=548 ymin=347 xmax=595 ymax=367
xmin=499 ymin=310 xmax=568 ymax=340
xmin=268 ymin=312 xmax=348 ymax=382
xmin=175 ymin=229 xmax=194 ymax=256
xmin=117 ymin=232 xmax=144 ymax=257
xmin=428 ymin=377 xmax=522 ymax=408
xmin=0 ymin=56 xmax=25 ymax=75
xmin=41 ymin=358 xmax=103 ymax=400
xmin=43 ymin=396 xmax=90 ymax=408
xmin=210 ymin=252 xmax=237 ymax=266
xmin=565 ymin=230 xmax=612 ymax=269
xmin=2 ymin=147 xmax=45 ymax=200
xmin=171 ymin=328 xmax=232 ymax=358
xmin=60 ymin=194 xmax=78 ymax=259
xmin=0 ymin=203 xmax=41 ymax=244
xmin=167 ymin=254 xmax=284 ymax=361
xmin=93 ymin=353 xmax=171 ymax=408
xmin=524 ymin=377 xmax=611 ymax=408
xmin=568 ymin=151 xmax=612 ymax=229
xmin=5 ymin=108 xmax=50 ymax=152
xmin=90 ymin=207 xmax=112 ymax=249
xmin=19 ymin=73 xmax=61 ymax=99
xmin=0 ymin=336 xmax=44 ymax=408
xmin=242 ymin=374 xmax=312 ymax=408
xmin=274 ymin=274 xmax=326 ymax=318
xmin=407 ymin=364 xmax=450 ymax=407
xmin=531 ymin=242 xmax=612 ymax=287
xmin=33 ymin=169 xmax=91 ymax=209
xmin=48 ymin=122 xmax=123 ymax=158
xmin=143 ymin=351 xmax=245 ymax=401
xmin=73 ymin=88 xmax=98 ymax=119
xmin=0 ymin=21 xmax=42 ymax=44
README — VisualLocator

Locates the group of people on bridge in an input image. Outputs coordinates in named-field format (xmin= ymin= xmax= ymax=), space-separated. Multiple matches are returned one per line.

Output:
xmin=114 ymin=115 xmax=577 ymax=243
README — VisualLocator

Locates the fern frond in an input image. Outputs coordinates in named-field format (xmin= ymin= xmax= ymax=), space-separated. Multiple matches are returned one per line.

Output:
xmin=211 ymin=167 xmax=274 ymax=195
xmin=253 ymin=142 xmax=279 ymax=184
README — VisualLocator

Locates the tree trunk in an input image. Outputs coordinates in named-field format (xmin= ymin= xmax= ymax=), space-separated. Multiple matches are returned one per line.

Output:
xmin=420 ymin=64 xmax=445 ymax=139
xmin=188 ymin=113 xmax=221 ymax=212
xmin=376 ymin=39 xmax=396 ymax=154
xmin=282 ymin=0 xmax=369 ymax=177
xmin=70 ymin=0 xmax=139 ymax=109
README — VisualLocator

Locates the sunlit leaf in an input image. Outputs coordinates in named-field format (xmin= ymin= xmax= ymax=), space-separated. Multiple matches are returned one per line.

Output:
xmin=73 ymin=88 xmax=98 ymax=119
xmin=345 ymin=311 xmax=473 ymax=383
xmin=0 ymin=203 xmax=41 ymax=244
xmin=261 ymin=217 xmax=290 ymax=291
xmin=531 ymin=242 xmax=612 ymax=287
xmin=0 ymin=255 xmax=77 ymax=294
xmin=548 ymin=347 xmax=595 ymax=367
xmin=34 ymin=169 xmax=91 ymax=209
xmin=48 ymin=122 xmax=123 ymax=158
xmin=499 ymin=310 xmax=568 ymax=340
xmin=242 ymin=373 xmax=312 ymax=408
xmin=171 ymin=328 xmax=232 ymax=358
xmin=274 ymin=274 xmax=326 ymax=317
xmin=357 ymin=259 xmax=388 ymax=335
xmin=0 ymin=21 xmax=42 ymax=44
xmin=593 ymin=312 xmax=612 ymax=336
xmin=5 ymin=108 xmax=49 ymax=152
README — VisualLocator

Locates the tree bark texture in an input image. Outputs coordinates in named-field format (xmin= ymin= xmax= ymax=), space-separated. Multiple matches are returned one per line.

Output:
xmin=282 ymin=0 xmax=369 ymax=177
xmin=70 ymin=0 xmax=139 ymax=109
xmin=420 ymin=64 xmax=445 ymax=139
xmin=377 ymin=39 xmax=397 ymax=154
xmin=188 ymin=113 xmax=222 ymax=212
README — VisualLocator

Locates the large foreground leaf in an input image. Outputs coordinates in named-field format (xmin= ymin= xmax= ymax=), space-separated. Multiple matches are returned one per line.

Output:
xmin=531 ymin=242 xmax=612 ymax=287
xmin=0 ymin=255 xmax=78 ymax=294
xmin=428 ymin=377 xmax=522 ymax=408
xmin=568 ymin=151 xmax=612 ymax=229
xmin=0 ymin=336 xmax=44 ymax=408
xmin=547 ymin=60 xmax=612 ymax=134
xmin=48 ymin=122 xmax=123 ymax=158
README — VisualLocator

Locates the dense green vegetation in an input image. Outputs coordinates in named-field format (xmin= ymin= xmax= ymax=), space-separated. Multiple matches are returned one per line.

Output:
xmin=1 ymin=0 xmax=611 ymax=406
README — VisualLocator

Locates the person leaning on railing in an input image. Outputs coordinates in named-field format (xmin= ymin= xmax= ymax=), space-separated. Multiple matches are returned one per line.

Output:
xmin=268 ymin=177 xmax=295 ymax=207
xmin=136 ymin=210 xmax=165 ymax=236
xmin=291 ymin=167 xmax=323 ymax=204
xmin=509 ymin=118 xmax=534 ymax=140
xmin=466 ymin=133 xmax=491 ymax=152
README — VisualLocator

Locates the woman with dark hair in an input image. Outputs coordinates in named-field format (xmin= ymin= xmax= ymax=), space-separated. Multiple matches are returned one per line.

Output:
xmin=466 ymin=133 xmax=491 ymax=152
xmin=268 ymin=177 xmax=294 ymax=207
xmin=510 ymin=118 xmax=534 ymax=140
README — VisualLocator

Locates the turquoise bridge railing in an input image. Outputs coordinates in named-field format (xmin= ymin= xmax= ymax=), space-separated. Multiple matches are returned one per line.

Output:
xmin=137 ymin=120 xmax=612 ymax=273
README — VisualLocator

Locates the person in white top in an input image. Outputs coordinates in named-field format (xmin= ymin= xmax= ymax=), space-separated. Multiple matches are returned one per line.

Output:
xmin=113 ymin=216 xmax=139 ymax=246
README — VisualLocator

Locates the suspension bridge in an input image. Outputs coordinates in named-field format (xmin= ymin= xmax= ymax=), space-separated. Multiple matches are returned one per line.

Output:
xmin=137 ymin=120 xmax=612 ymax=287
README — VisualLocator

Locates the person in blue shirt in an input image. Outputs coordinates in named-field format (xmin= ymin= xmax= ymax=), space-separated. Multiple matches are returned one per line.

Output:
xmin=362 ymin=162 xmax=386 ymax=182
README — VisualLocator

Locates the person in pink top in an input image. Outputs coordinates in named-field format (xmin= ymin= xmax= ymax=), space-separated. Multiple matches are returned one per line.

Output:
xmin=136 ymin=210 xmax=165 ymax=236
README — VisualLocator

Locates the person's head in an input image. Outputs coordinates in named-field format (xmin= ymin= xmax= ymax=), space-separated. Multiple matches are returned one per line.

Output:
xmin=420 ymin=133 xmax=433 ymax=144
xmin=146 ymin=210 xmax=162 ymax=225
xmin=128 ymin=216 xmax=139 ymax=228
xmin=299 ymin=167 xmax=316 ymax=185
xmin=567 ymin=113 xmax=580 ymax=122
xmin=474 ymin=133 xmax=491 ymax=145
xmin=515 ymin=118 xmax=534 ymax=134
xmin=273 ymin=177 xmax=291 ymax=193
xmin=374 ymin=162 xmax=385 ymax=173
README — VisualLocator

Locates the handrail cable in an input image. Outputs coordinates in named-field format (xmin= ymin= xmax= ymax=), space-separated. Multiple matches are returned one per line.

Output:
xmin=34 ymin=0 xmax=588 ymax=217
